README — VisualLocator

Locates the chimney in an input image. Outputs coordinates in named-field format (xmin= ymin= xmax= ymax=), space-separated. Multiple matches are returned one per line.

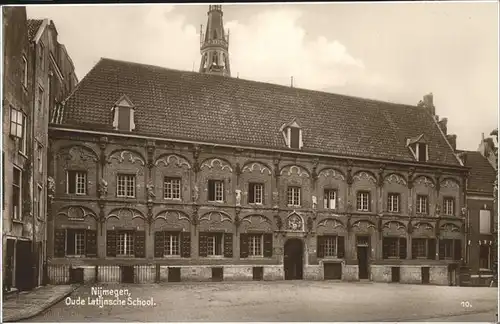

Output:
xmin=291 ymin=76 xmax=294 ymax=88
xmin=446 ymin=134 xmax=457 ymax=151
xmin=438 ymin=117 xmax=448 ymax=135
xmin=420 ymin=92 xmax=436 ymax=115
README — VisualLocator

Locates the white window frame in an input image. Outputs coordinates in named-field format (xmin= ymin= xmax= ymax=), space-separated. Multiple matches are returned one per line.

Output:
xmin=248 ymin=234 xmax=263 ymax=257
xmin=37 ymin=144 xmax=43 ymax=173
xmin=479 ymin=210 xmax=492 ymax=234
xmin=117 ymin=174 xmax=136 ymax=198
xmin=117 ymin=231 xmax=134 ymax=256
xmin=67 ymin=171 xmax=87 ymax=195
xmin=249 ymin=183 xmax=264 ymax=204
xmin=164 ymin=232 xmax=180 ymax=256
xmin=416 ymin=195 xmax=428 ymax=214
xmin=324 ymin=189 xmax=337 ymax=209
xmin=22 ymin=55 xmax=28 ymax=87
xmin=324 ymin=236 xmax=338 ymax=257
xmin=37 ymin=184 xmax=43 ymax=219
xmin=357 ymin=191 xmax=370 ymax=211
xmin=10 ymin=107 xmax=24 ymax=141
xmin=12 ymin=166 xmax=22 ymax=220
xmin=287 ymin=186 xmax=301 ymax=207
xmin=164 ymin=177 xmax=181 ymax=200
xmin=66 ymin=229 xmax=86 ymax=257
xmin=388 ymin=193 xmax=400 ymax=213
xmin=443 ymin=197 xmax=454 ymax=216
xmin=38 ymin=85 xmax=44 ymax=112
xmin=207 ymin=233 xmax=223 ymax=256
xmin=208 ymin=180 xmax=224 ymax=202
xmin=416 ymin=143 xmax=428 ymax=162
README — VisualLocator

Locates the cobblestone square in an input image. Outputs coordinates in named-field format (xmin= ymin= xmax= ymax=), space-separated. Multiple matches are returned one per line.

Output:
xmin=27 ymin=281 xmax=498 ymax=322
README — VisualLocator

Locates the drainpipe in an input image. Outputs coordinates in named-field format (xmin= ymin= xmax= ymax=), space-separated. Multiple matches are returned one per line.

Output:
xmin=31 ymin=37 xmax=37 ymax=288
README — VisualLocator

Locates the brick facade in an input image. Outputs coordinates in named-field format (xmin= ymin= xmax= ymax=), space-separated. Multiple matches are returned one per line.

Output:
xmin=47 ymin=131 xmax=467 ymax=285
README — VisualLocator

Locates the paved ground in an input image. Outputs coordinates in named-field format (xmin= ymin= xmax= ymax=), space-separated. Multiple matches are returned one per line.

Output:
xmin=25 ymin=281 xmax=498 ymax=322
xmin=3 ymin=285 xmax=77 ymax=322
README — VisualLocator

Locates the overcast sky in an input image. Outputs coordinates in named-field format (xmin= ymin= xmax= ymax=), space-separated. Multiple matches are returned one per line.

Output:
xmin=27 ymin=3 xmax=498 ymax=151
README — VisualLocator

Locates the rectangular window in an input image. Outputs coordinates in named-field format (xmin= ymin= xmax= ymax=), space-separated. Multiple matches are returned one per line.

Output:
xmin=479 ymin=210 xmax=491 ymax=234
xmin=117 ymin=174 xmax=135 ymax=198
xmin=324 ymin=236 xmax=337 ymax=257
xmin=37 ymin=185 xmax=43 ymax=219
xmin=386 ymin=237 xmax=399 ymax=258
xmin=208 ymin=180 xmax=224 ymax=202
xmin=287 ymin=186 xmax=301 ymax=206
xmin=443 ymin=197 xmax=454 ymax=216
xmin=20 ymin=114 xmax=27 ymax=154
xmin=416 ymin=195 xmax=428 ymax=214
xmin=412 ymin=238 xmax=427 ymax=258
xmin=164 ymin=232 xmax=180 ymax=256
xmin=248 ymin=183 xmax=264 ymax=204
xmin=383 ymin=237 xmax=406 ymax=259
xmin=22 ymin=55 xmax=28 ymax=87
xmin=117 ymin=231 xmax=135 ymax=256
xmin=387 ymin=193 xmax=400 ymax=212
xmin=39 ymin=42 xmax=44 ymax=70
xmin=357 ymin=191 xmax=370 ymax=211
xmin=417 ymin=143 xmax=427 ymax=162
xmin=206 ymin=233 xmax=223 ymax=256
xmin=479 ymin=245 xmax=491 ymax=269
xmin=164 ymin=177 xmax=181 ymax=200
xmin=38 ymin=86 xmax=44 ymax=112
xmin=290 ymin=127 xmax=300 ymax=149
xmin=323 ymin=189 xmax=337 ymax=209
xmin=10 ymin=107 xmax=24 ymax=138
xmin=248 ymin=234 xmax=263 ymax=256
xmin=440 ymin=239 xmax=454 ymax=259
xmin=12 ymin=167 xmax=22 ymax=220
xmin=67 ymin=171 xmax=87 ymax=195
xmin=66 ymin=229 xmax=86 ymax=256
xmin=117 ymin=107 xmax=131 ymax=131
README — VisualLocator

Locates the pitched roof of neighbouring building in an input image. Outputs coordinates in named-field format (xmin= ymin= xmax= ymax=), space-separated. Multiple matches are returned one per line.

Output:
xmin=27 ymin=19 xmax=43 ymax=40
xmin=55 ymin=57 xmax=462 ymax=166
xmin=460 ymin=151 xmax=496 ymax=194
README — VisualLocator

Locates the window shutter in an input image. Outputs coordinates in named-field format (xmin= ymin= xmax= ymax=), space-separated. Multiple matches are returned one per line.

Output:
xmin=399 ymin=238 xmax=407 ymax=259
xmin=248 ymin=184 xmax=255 ymax=203
xmin=134 ymin=231 xmax=146 ymax=258
xmin=154 ymin=231 xmax=164 ymax=258
xmin=67 ymin=230 xmax=76 ymax=255
xmin=453 ymin=239 xmax=462 ymax=261
xmin=181 ymin=232 xmax=191 ymax=258
xmin=208 ymin=181 xmax=215 ymax=201
xmin=223 ymin=233 xmax=233 ymax=258
xmin=85 ymin=230 xmax=97 ymax=257
xmin=438 ymin=239 xmax=445 ymax=260
xmin=199 ymin=233 xmax=208 ymax=257
xmin=117 ymin=107 xmax=131 ymax=131
xmin=428 ymin=238 xmax=436 ymax=260
xmin=411 ymin=239 xmax=418 ymax=259
xmin=68 ymin=172 xmax=75 ymax=194
xmin=54 ymin=229 xmax=66 ymax=257
xmin=337 ymin=236 xmax=345 ymax=258
xmin=382 ymin=238 xmax=389 ymax=259
xmin=290 ymin=127 xmax=300 ymax=148
xmin=240 ymin=234 xmax=249 ymax=258
xmin=263 ymin=233 xmax=273 ymax=257
xmin=106 ymin=230 xmax=117 ymax=257
xmin=317 ymin=236 xmax=324 ymax=258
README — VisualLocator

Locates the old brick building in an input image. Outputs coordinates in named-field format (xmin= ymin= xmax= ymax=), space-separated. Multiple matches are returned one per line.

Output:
xmin=2 ymin=8 xmax=78 ymax=292
xmin=45 ymin=6 xmax=468 ymax=285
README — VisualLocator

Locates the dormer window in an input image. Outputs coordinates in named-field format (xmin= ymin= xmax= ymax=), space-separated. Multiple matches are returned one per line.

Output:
xmin=112 ymin=95 xmax=135 ymax=132
xmin=406 ymin=134 xmax=428 ymax=162
xmin=281 ymin=119 xmax=303 ymax=150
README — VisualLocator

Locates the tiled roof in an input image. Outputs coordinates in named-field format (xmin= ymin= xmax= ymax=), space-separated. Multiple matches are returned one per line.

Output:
xmin=460 ymin=151 xmax=496 ymax=194
xmin=27 ymin=19 xmax=43 ymax=41
xmin=57 ymin=58 xmax=462 ymax=166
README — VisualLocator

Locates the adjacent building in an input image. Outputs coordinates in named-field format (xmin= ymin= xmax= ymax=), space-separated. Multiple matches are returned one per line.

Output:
xmin=2 ymin=7 xmax=78 ymax=292
xmin=45 ymin=6 xmax=469 ymax=286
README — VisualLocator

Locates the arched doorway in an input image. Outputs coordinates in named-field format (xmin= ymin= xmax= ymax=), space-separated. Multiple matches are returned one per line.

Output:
xmin=284 ymin=239 xmax=303 ymax=280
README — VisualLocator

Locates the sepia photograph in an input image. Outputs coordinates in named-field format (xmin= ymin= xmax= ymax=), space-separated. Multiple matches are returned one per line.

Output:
xmin=1 ymin=1 xmax=499 ymax=322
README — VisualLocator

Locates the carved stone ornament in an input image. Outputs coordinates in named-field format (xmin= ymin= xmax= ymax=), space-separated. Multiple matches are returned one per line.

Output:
xmin=288 ymin=214 xmax=303 ymax=231
xmin=275 ymin=215 xmax=283 ymax=231
xmin=146 ymin=182 xmax=156 ymax=202
xmin=193 ymin=185 xmax=200 ymax=202
xmin=312 ymin=195 xmax=317 ymax=210
xmin=98 ymin=178 xmax=108 ymax=199
xmin=307 ymin=217 xmax=314 ymax=232
xmin=435 ymin=204 xmax=441 ymax=216
xmin=235 ymin=189 xmax=242 ymax=206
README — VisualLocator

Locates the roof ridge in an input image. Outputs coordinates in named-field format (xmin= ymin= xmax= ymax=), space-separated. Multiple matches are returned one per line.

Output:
xmin=99 ymin=57 xmax=422 ymax=110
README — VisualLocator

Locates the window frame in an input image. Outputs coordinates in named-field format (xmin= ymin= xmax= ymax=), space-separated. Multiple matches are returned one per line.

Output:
xmin=37 ymin=143 xmax=43 ymax=174
xmin=164 ymin=177 xmax=181 ymax=200
xmin=163 ymin=231 xmax=181 ymax=257
xmin=323 ymin=235 xmax=338 ymax=258
xmin=387 ymin=192 xmax=400 ymax=213
xmin=21 ymin=55 xmax=28 ymax=87
xmin=356 ymin=191 xmax=370 ymax=212
xmin=412 ymin=238 xmax=429 ymax=258
xmin=37 ymin=85 xmax=44 ymax=112
xmin=66 ymin=170 xmax=87 ymax=195
xmin=479 ymin=244 xmax=491 ymax=270
xmin=206 ymin=232 xmax=224 ymax=257
xmin=116 ymin=173 xmax=136 ymax=198
xmin=416 ymin=195 xmax=428 ymax=214
xmin=208 ymin=179 xmax=224 ymax=202
xmin=10 ymin=107 xmax=25 ymax=143
xmin=443 ymin=197 xmax=455 ymax=216
xmin=12 ymin=166 xmax=22 ymax=220
xmin=323 ymin=189 xmax=337 ymax=210
xmin=384 ymin=237 xmax=400 ymax=259
xmin=37 ymin=184 xmax=43 ymax=219
xmin=39 ymin=42 xmax=45 ymax=70
xmin=287 ymin=186 xmax=301 ymax=207
xmin=66 ymin=229 xmax=86 ymax=257
xmin=117 ymin=230 xmax=135 ymax=256
xmin=248 ymin=182 xmax=264 ymax=205
xmin=248 ymin=234 xmax=263 ymax=257
xmin=416 ymin=143 xmax=428 ymax=162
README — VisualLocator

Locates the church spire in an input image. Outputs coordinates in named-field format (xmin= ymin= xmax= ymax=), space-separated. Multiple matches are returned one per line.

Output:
xmin=199 ymin=5 xmax=231 ymax=77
